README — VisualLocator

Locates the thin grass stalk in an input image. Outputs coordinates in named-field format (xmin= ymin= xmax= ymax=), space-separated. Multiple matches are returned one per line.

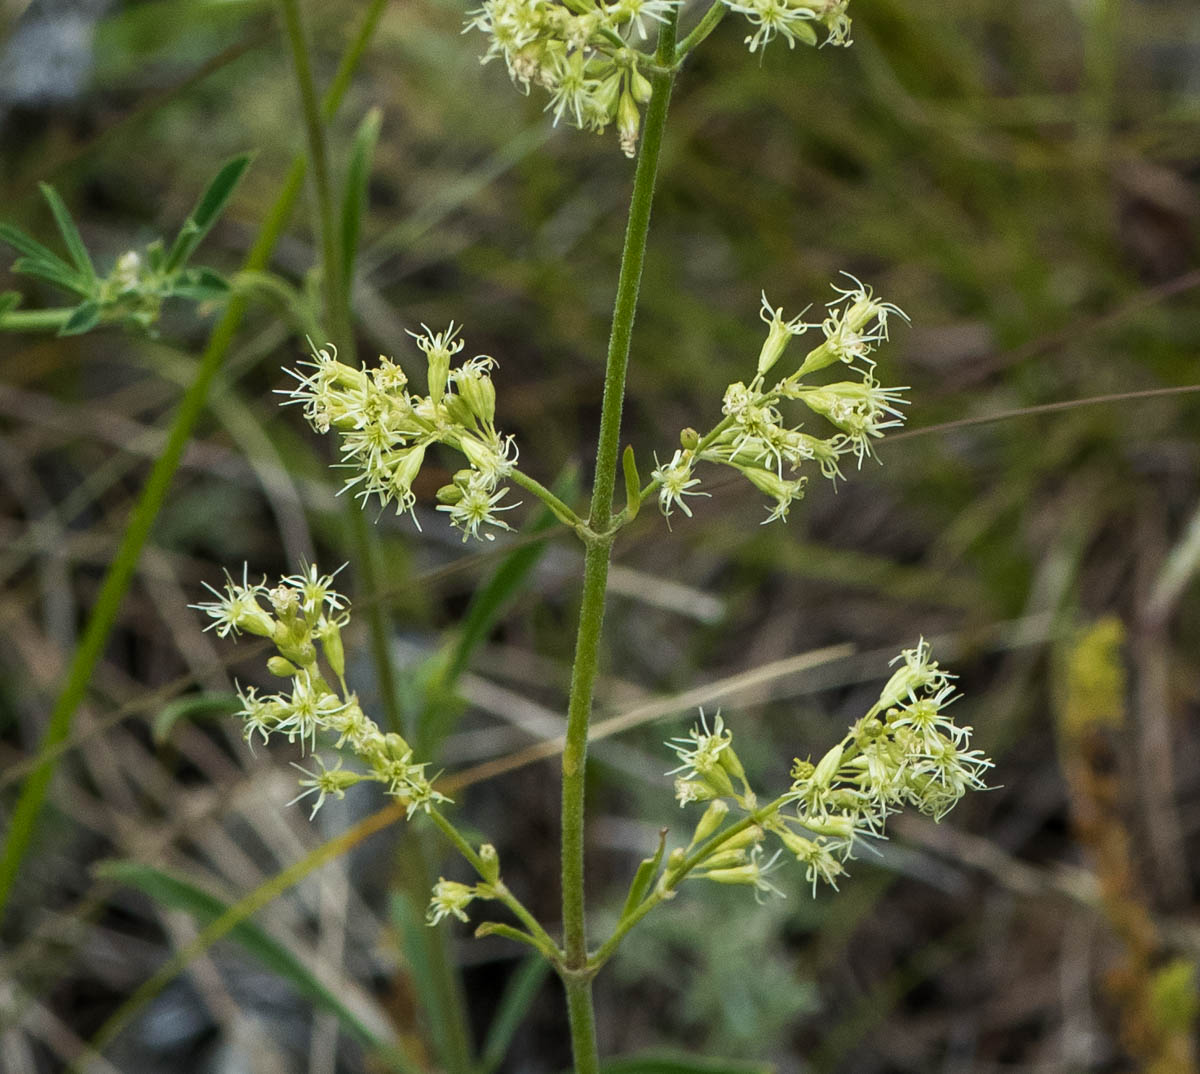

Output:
xmin=278 ymin=0 xmax=472 ymax=1065
xmin=277 ymin=0 xmax=401 ymax=732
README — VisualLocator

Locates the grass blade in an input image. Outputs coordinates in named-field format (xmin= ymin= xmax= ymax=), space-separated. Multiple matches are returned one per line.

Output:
xmin=479 ymin=955 xmax=552 ymax=1074
xmin=340 ymin=107 xmax=382 ymax=287
xmin=390 ymin=891 xmax=475 ymax=1074
xmin=39 ymin=183 xmax=97 ymax=287
xmin=163 ymin=153 xmax=253 ymax=273
xmin=97 ymin=860 xmax=394 ymax=1054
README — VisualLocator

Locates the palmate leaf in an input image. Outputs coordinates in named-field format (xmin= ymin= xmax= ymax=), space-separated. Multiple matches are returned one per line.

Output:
xmin=10 ymin=255 xmax=94 ymax=297
xmin=0 ymin=222 xmax=75 ymax=275
xmin=59 ymin=301 xmax=102 ymax=336
xmin=39 ymin=183 xmax=97 ymax=287
xmin=163 ymin=153 xmax=253 ymax=273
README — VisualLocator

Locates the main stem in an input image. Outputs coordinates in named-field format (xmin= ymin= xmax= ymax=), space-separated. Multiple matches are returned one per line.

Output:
xmin=559 ymin=18 xmax=676 ymax=1074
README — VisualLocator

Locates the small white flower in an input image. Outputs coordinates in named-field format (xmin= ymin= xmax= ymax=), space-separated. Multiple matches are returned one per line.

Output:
xmin=652 ymin=449 xmax=708 ymax=523
xmin=427 ymin=878 xmax=479 ymax=925
xmin=437 ymin=477 xmax=519 ymax=541
xmin=191 ymin=565 xmax=275 ymax=638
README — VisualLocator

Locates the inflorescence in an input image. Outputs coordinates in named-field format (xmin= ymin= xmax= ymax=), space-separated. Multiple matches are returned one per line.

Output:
xmin=282 ymin=326 xmax=520 ymax=542
xmin=667 ymin=640 xmax=992 ymax=898
xmin=466 ymin=0 xmax=854 ymax=157
xmin=652 ymin=275 xmax=909 ymax=525
xmin=191 ymin=565 xmax=447 ymax=820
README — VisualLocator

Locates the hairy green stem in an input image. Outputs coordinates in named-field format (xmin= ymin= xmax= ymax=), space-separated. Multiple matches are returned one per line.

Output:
xmin=278 ymin=0 xmax=400 ymax=731
xmin=589 ymin=799 xmax=785 ymax=971
xmin=428 ymin=810 xmax=560 ymax=960
xmin=559 ymin=15 xmax=678 ymax=1074
xmin=0 ymin=308 xmax=74 ymax=331
xmin=509 ymin=468 xmax=586 ymax=532
xmin=0 ymin=0 xmax=388 ymax=929
xmin=674 ymin=1 xmax=727 ymax=61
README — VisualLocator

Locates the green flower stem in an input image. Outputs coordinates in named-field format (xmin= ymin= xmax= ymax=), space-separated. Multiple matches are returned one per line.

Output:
xmin=0 ymin=0 xmax=387 ymax=928
xmin=559 ymin=15 xmax=678 ymax=1074
xmin=278 ymin=0 xmax=400 ymax=732
xmin=674 ymin=1 xmax=728 ymax=62
xmin=509 ymin=468 xmax=586 ymax=533
xmin=0 ymin=308 xmax=75 ymax=332
xmin=427 ymin=809 xmax=561 ymax=962
xmin=589 ymin=798 xmax=785 ymax=972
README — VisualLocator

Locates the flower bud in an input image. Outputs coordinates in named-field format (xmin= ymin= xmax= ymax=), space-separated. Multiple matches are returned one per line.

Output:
xmin=617 ymin=90 xmax=640 ymax=158
xmin=813 ymin=742 xmax=844 ymax=787
xmin=478 ymin=843 xmax=501 ymax=885
xmin=630 ymin=67 xmax=652 ymax=104
xmin=679 ymin=428 xmax=699 ymax=450
xmin=320 ymin=621 xmax=346 ymax=681
xmin=688 ymin=800 xmax=729 ymax=848
xmin=268 ymin=656 xmax=301 ymax=677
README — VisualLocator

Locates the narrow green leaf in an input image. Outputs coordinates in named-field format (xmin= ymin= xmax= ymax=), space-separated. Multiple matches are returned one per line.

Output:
xmin=622 ymin=444 xmax=641 ymax=521
xmin=619 ymin=828 xmax=667 ymax=920
xmin=340 ymin=107 xmax=382 ymax=288
xmin=153 ymin=693 xmax=240 ymax=744
xmin=39 ymin=183 xmax=96 ymax=286
xmin=10 ymin=256 xmax=91 ymax=297
xmin=0 ymin=222 xmax=75 ymax=276
xmin=167 ymin=267 xmax=232 ymax=303
xmin=390 ymin=891 xmax=469 ymax=1073
xmin=58 ymin=301 xmax=102 ymax=336
xmin=98 ymin=860 xmax=402 ymax=1059
xmin=598 ymin=1054 xmax=773 ymax=1074
xmin=164 ymin=153 xmax=253 ymax=272
xmin=479 ymin=955 xmax=551 ymax=1074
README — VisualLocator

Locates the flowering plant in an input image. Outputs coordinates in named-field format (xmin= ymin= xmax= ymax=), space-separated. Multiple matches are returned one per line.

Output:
xmin=189 ymin=0 xmax=991 ymax=1069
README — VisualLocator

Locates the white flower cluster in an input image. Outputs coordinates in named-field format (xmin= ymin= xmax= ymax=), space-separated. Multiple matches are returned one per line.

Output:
xmin=466 ymin=0 xmax=676 ymax=156
xmin=653 ymin=277 xmax=909 ymax=525
xmin=282 ymin=326 xmax=520 ymax=542
xmin=667 ymin=641 xmax=991 ymax=899
xmin=722 ymin=0 xmax=852 ymax=53
xmin=192 ymin=565 xmax=448 ymax=819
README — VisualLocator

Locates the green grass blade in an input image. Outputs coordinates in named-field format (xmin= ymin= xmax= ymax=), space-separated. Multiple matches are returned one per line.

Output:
xmin=152 ymin=693 xmax=240 ymax=744
xmin=38 ymin=183 xmax=97 ymax=287
xmin=340 ymin=107 xmax=382 ymax=288
xmin=96 ymin=860 xmax=394 ymax=1054
xmin=163 ymin=153 xmax=254 ymax=273
xmin=0 ymin=0 xmax=389 ymax=929
xmin=391 ymin=890 xmax=475 ymax=1074
xmin=479 ymin=955 xmax=552 ymax=1074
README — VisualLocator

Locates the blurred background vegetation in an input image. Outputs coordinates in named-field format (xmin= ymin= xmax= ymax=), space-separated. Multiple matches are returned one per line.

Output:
xmin=0 ymin=0 xmax=1198 ymax=1070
